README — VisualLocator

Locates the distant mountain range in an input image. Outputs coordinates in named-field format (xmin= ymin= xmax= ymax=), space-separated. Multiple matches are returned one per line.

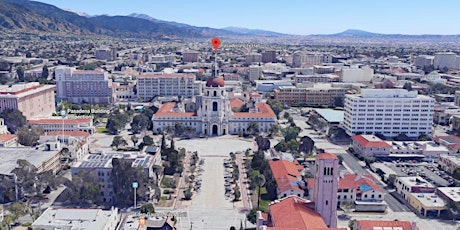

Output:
xmin=1 ymin=0 xmax=460 ymax=41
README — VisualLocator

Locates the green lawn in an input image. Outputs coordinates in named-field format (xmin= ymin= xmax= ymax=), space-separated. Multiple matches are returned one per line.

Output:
xmin=96 ymin=127 xmax=107 ymax=133
xmin=255 ymin=187 xmax=270 ymax=213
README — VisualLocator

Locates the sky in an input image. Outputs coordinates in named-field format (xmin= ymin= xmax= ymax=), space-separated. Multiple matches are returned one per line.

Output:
xmin=33 ymin=0 xmax=460 ymax=35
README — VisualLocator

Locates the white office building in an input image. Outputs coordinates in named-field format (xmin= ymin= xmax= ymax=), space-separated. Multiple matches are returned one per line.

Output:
xmin=434 ymin=52 xmax=460 ymax=70
xmin=343 ymin=89 xmax=435 ymax=138
xmin=137 ymin=73 xmax=203 ymax=100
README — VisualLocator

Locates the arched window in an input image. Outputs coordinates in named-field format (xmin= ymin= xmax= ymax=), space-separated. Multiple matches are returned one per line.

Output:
xmin=213 ymin=102 xmax=218 ymax=111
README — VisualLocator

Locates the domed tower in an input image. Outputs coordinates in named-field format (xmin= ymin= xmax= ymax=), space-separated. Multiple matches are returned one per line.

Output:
xmin=197 ymin=77 xmax=231 ymax=136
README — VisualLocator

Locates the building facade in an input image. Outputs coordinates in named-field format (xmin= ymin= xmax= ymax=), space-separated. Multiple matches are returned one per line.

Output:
xmin=137 ymin=73 xmax=202 ymax=100
xmin=313 ymin=153 xmax=339 ymax=228
xmin=152 ymin=77 xmax=277 ymax=136
xmin=343 ymin=89 xmax=435 ymax=138
xmin=29 ymin=118 xmax=95 ymax=134
xmin=275 ymin=84 xmax=346 ymax=107
xmin=182 ymin=52 xmax=199 ymax=63
xmin=55 ymin=67 xmax=114 ymax=104
xmin=0 ymin=83 xmax=56 ymax=119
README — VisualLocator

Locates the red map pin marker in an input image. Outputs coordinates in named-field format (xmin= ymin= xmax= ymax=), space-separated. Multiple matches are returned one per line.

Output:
xmin=212 ymin=37 xmax=221 ymax=51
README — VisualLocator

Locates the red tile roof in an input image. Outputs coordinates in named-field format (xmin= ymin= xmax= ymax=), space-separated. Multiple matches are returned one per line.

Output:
xmin=233 ymin=102 xmax=276 ymax=118
xmin=29 ymin=118 xmax=92 ymax=124
xmin=434 ymin=135 xmax=460 ymax=145
xmin=316 ymin=153 xmax=338 ymax=160
xmin=268 ymin=196 xmax=330 ymax=230
xmin=339 ymin=174 xmax=384 ymax=193
xmin=229 ymin=98 xmax=245 ymax=108
xmin=352 ymin=135 xmax=391 ymax=148
xmin=269 ymin=160 xmax=304 ymax=193
xmin=307 ymin=174 xmax=383 ymax=193
xmin=0 ymin=134 xmax=17 ymax=141
xmin=154 ymin=102 xmax=196 ymax=117
xmin=41 ymin=130 xmax=91 ymax=137
xmin=355 ymin=220 xmax=419 ymax=230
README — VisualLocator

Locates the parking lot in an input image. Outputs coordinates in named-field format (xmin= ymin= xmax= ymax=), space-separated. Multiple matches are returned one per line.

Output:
xmin=379 ymin=161 xmax=453 ymax=187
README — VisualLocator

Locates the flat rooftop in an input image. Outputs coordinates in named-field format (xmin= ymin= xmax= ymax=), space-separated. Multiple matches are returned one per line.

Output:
xmin=73 ymin=152 xmax=153 ymax=169
xmin=411 ymin=193 xmax=446 ymax=208
xmin=437 ymin=187 xmax=460 ymax=202
xmin=0 ymin=147 xmax=59 ymax=176
xmin=314 ymin=108 xmax=344 ymax=123
xmin=397 ymin=176 xmax=435 ymax=188
xmin=32 ymin=208 xmax=117 ymax=230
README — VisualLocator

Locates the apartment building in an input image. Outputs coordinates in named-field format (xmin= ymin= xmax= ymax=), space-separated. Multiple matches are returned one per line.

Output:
xmin=262 ymin=50 xmax=276 ymax=63
xmin=0 ymin=82 xmax=56 ymax=119
xmin=274 ymin=83 xmax=347 ymax=107
xmin=137 ymin=73 xmax=202 ymax=100
xmin=182 ymin=52 xmax=199 ymax=63
xmin=55 ymin=67 xmax=114 ymax=104
xmin=343 ymin=89 xmax=435 ymax=138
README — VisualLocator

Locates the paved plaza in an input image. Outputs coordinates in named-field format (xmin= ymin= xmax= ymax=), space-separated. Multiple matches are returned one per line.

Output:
xmin=175 ymin=136 xmax=255 ymax=230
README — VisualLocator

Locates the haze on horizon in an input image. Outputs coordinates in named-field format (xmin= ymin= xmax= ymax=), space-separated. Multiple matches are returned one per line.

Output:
xmin=33 ymin=0 xmax=460 ymax=35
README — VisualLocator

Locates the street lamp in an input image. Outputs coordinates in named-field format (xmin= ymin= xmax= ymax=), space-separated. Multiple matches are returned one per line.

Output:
xmin=60 ymin=109 xmax=67 ymax=145
xmin=132 ymin=182 xmax=138 ymax=209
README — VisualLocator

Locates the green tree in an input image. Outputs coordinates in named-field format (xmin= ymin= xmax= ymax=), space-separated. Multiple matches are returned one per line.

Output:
xmin=246 ymin=208 xmax=258 ymax=224
xmin=269 ymin=124 xmax=280 ymax=137
xmin=174 ymin=122 xmax=186 ymax=136
xmin=283 ymin=112 xmax=290 ymax=119
xmin=298 ymin=136 xmax=314 ymax=155
xmin=16 ymin=67 xmax=24 ymax=82
xmin=143 ymin=135 xmax=154 ymax=146
xmin=41 ymin=66 xmax=49 ymax=79
xmin=140 ymin=203 xmax=155 ymax=214
xmin=66 ymin=169 xmax=103 ymax=205
xmin=7 ymin=201 xmax=30 ymax=223
xmin=256 ymin=174 xmax=266 ymax=209
xmin=282 ymin=126 xmax=300 ymax=142
xmin=0 ymin=109 xmax=27 ymax=133
xmin=106 ymin=110 xmax=131 ymax=134
xmin=131 ymin=135 xmax=139 ymax=146
xmin=130 ymin=114 xmax=150 ymax=134
xmin=255 ymin=136 xmax=271 ymax=151
xmin=266 ymin=98 xmax=283 ymax=116
xmin=233 ymin=184 xmax=241 ymax=201
xmin=246 ymin=122 xmax=259 ymax=135
xmin=183 ymin=188 xmax=192 ymax=200
xmin=403 ymin=82 xmax=412 ymax=91
xmin=387 ymin=174 xmax=397 ymax=188
xmin=111 ymin=158 xmax=150 ymax=207
xmin=111 ymin=136 xmax=128 ymax=148
xmin=17 ymin=126 xmax=43 ymax=146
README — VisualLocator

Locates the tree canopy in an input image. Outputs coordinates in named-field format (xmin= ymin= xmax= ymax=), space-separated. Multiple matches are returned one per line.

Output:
xmin=0 ymin=109 xmax=27 ymax=133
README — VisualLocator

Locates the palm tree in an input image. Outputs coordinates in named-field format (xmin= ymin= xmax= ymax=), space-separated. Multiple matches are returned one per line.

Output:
xmin=256 ymin=174 xmax=266 ymax=209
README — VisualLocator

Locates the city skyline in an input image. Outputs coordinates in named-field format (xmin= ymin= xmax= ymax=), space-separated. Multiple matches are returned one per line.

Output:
xmin=32 ymin=0 xmax=460 ymax=35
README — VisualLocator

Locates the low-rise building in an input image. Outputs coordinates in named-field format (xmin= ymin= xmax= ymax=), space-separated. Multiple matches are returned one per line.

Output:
xmin=0 ymin=134 xmax=18 ymax=147
xmin=407 ymin=192 xmax=446 ymax=217
xmin=29 ymin=118 xmax=95 ymax=134
xmin=434 ymin=135 xmax=460 ymax=154
xmin=112 ymin=83 xmax=136 ymax=101
xmin=439 ymin=155 xmax=460 ymax=174
xmin=269 ymin=160 xmax=305 ymax=199
xmin=32 ymin=207 xmax=120 ymax=230
xmin=394 ymin=176 xmax=436 ymax=201
xmin=351 ymin=135 xmax=391 ymax=158
xmin=294 ymin=74 xmax=340 ymax=83
xmin=308 ymin=174 xmax=386 ymax=212
xmin=39 ymin=130 xmax=91 ymax=162
xmin=0 ymin=145 xmax=61 ymax=176
xmin=353 ymin=220 xmax=419 ymax=230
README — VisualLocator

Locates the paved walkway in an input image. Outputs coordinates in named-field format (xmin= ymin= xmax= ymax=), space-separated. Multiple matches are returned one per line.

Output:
xmin=175 ymin=136 xmax=255 ymax=230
